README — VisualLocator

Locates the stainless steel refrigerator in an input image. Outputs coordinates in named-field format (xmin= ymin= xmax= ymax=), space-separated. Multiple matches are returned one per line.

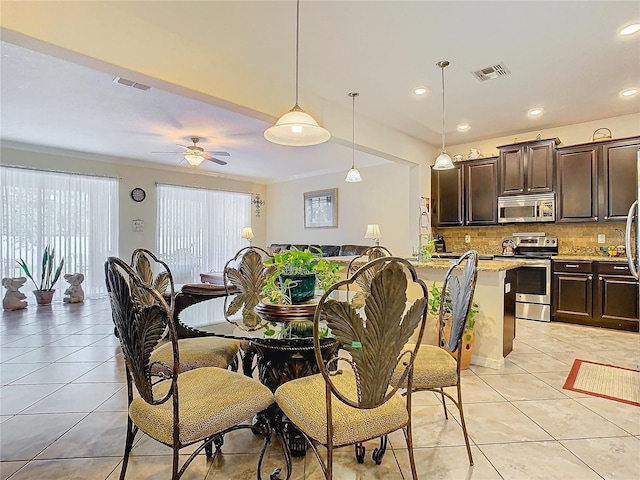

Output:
xmin=625 ymin=149 xmax=640 ymax=298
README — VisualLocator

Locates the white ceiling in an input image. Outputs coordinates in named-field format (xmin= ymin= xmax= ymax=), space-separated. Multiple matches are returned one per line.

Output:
xmin=1 ymin=1 xmax=639 ymax=183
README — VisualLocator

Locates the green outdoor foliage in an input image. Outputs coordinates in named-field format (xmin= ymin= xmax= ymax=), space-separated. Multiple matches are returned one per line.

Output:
xmin=262 ymin=249 xmax=341 ymax=304
xmin=17 ymin=245 xmax=65 ymax=291
xmin=428 ymin=282 xmax=479 ymax=337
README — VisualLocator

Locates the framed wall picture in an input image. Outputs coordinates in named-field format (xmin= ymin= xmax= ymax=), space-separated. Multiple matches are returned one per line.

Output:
xmin=304 ymin=188 xmax=338 ymax=229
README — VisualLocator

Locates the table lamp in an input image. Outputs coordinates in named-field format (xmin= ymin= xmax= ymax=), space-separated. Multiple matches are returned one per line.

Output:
xmin=242 ymin=226 xmax=254 ymax=245
xmin=364 ymin=224 xmax=382 ymax=246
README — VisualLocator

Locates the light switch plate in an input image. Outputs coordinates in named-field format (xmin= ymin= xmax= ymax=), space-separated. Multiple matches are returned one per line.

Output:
xmin=597 ymin=234 xmax=606 ymax=244
xmin=465 ymin=235 xmax=471 ymax=243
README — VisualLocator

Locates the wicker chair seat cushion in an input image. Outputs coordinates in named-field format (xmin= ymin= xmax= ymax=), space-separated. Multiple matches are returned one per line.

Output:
xmin=181 ymin=283 xmax=238 ymax=296
xmin=130 ymin=367 xmax=273 ymax=445
xmin=392 ymin=344 xmax=457 ymax=389
xmin=151 ymin=337 xmax=240 ymax=372
xmin=274 ymin=370 xmax=408 ymax=447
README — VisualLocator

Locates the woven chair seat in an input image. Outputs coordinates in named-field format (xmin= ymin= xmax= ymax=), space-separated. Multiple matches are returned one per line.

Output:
xmin=131 ymin=367 xmax=273 ymax=445
xmin=181 ymin=283 xmax=238 ymax=296
xmin=151 ymin=337 xmax=240 ymax=372
xmin=275 ymin=370 xmax=408 ymax=447
xmin=392 ymin=344 xmax=457 ymax=389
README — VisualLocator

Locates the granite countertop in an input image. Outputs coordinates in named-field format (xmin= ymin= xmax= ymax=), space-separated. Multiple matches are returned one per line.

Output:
xmin=413 ymin=258 xmax=527 ymax=272
xmin=552 ymin=254 xmax=629 ymax=263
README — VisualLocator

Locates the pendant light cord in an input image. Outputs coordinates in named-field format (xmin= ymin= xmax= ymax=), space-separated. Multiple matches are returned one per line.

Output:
xmin=440 ymin=62 xmax=446 ymax=154
xmin=294 ymin=0 xmax=300 ymax=107
xmin=352 ymin=93 xmax=356 ymax=168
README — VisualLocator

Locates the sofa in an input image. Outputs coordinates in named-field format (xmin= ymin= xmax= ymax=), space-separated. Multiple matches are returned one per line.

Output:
xmin=268 ymin=244 xmax=370 ymax=257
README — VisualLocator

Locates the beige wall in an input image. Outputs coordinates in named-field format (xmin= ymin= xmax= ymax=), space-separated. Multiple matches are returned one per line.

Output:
xmin=266 ymin=163 xmax=415 ymax=256
xmin=1 ymin=147 xmax=266 ymax=260
xmin=447 ymin=113 xmax=640 ymax=160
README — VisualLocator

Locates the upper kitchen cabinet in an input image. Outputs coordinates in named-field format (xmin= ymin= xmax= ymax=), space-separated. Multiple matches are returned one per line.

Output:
xmin=556 ymin=136 xmax=639 ymax=223
xmin=431 ymin=165 xmax=463 ymax=226
xmin=498 ymin=138 xmax=560 ymax=196
xmin=601 ymin=137 xmax=640 ymax=222
xmin=464 ymin=157 xmax=498 ymax=225
xmin=556 ymin=143 xmax=599 ymax=223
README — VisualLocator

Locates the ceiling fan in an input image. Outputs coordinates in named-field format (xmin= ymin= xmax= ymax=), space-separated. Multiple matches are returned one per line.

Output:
xmin=152 ymin=137 xmax=230 ymax=166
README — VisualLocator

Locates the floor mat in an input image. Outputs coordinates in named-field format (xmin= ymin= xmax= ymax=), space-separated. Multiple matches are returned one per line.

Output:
xmin=563 ymin=359 xmax=640 ymax=407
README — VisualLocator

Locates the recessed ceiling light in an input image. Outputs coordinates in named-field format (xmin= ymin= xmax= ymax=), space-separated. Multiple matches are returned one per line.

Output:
xmin=620 ymin=23 xmax=640 ymax=36
xmin=457 ymin=124 xmax=470 ymax=131
xmin=621 ymin=88 xmax=639 ymax=97
xmin=528 ymin=108 xmax=543 ymax=117
xmin=413 ymin=86 xmax=428 ymax=95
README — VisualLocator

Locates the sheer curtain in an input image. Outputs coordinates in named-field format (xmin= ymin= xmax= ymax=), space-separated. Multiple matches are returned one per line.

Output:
xmin=1 ymin=166 xmax=119 ymax=296
xmin=156 ymin=184 xmax=251 ymax=283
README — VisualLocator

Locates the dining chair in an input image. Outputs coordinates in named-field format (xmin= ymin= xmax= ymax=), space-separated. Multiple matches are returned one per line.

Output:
xmin=274 ymin=257 xmax=429 ymax=479
xmin=105 ymin=256 xmax=275 ymax=480
xmin=130 ymin=249 xmax=240 ymax=373
xmin=392 ymin=250 xmax=479 ymax=466
xmin=222 ymin=246 xmax=275 ymax=376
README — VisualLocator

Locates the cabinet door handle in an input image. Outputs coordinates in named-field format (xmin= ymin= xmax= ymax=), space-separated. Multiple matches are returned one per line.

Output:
xmin=565 ymin=264 xmax=580 ymax=268
xmin=613 ymin=266 xmax=628 ymax=270
xmin=599 ymin=276 xmax=602 ymax=281
xmin=588 ymin=275 xmax=593 ymax=280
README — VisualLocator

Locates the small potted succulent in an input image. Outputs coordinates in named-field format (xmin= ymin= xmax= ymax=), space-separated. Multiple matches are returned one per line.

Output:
xmin=17 ymin=245 xmax=65 ymax=305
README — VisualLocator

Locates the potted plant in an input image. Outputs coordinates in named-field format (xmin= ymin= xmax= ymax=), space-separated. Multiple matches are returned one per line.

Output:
xmin=17 ymin=245 xmax=65 ymax=305
xmin=262 ymin=249 xmax=341 ymax=305
xmin=428 ymin=282 xmax=479 ymax=369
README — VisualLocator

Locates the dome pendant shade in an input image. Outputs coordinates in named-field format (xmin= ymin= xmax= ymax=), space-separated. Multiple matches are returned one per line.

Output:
xmin=184 ymin=153 xmax=205 ymax=166
xmin=264 ymin=105 xmax=331 ymax=146
xmin=345 ymin=167 xmax=362 ymax=182
xmin=433 ymin=152 xmax=454 ymax=170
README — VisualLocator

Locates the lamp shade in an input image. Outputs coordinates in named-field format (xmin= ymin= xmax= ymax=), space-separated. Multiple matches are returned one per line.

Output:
xmin=185 ymin=153 xmax=205 ymax=166
xmin=241 ymin=227 xmax=254 ymax=239
xmin=364 ymin=224 xmax=382 ymax=240
xmin=433 ymin=152 xmax=455 ymax=170
xmin=264 ymin=106 xmax=331 ymax=146
xmin=345 ymin=167 xmax=362 ymax=182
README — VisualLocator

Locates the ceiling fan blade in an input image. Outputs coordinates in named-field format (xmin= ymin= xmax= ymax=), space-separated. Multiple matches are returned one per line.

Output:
xmin=208 ymin=151 xmax=230 ymax=157
xmin=207 ymin=157 xmax=228 ymax=166
xmin=176 ymin=144 xmax=191 ymax=151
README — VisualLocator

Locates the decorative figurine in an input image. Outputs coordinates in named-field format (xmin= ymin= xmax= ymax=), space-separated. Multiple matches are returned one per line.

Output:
xmin=2 ymin=277 xmax=28 ymax=311
xmin=467 ymin=148 xmax=483 ymax=160
xmin=63 ymin=273 xmax=85 ymax=303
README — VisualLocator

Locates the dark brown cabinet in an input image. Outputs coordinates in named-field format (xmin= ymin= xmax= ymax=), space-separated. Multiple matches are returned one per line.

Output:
xmin=498 ymin=138 xmax=558 ymax=196
xmin=556 ymin=136 xmax=639 ymax=223
xmin=601 ymin=137 xmax=640 ymax=222
xmin=553 ymin=260 xmax=639 ymax=331
xmin=556 ymin=144 xmax=599 ymax=223
xmin=431 ymin=165 xmax=463 ymax=226
xmin=464 ymin=157 xmax=498 ymax=225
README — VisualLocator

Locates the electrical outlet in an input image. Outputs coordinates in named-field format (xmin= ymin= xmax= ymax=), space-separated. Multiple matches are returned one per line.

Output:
xmin=597 ymin=234 xmax=606 ymax=244
xmin=465 ymin=235 xmax=471 ymax=243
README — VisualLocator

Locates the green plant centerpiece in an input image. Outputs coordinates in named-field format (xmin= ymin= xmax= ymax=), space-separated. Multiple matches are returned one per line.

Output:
xmin=17 ymin=245 xmax=65 ymax=305
xmin=415 ymin=240 xmax=437 ymax=262
xmin=260 ymin=249 xmax=340 ymax=338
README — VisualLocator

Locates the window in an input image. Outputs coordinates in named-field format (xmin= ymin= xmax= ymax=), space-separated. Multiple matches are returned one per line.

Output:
xmin=1 ymin=166 xmax=119 ymax=296
xmin=156 ymin=184 xmax=251 ymax=283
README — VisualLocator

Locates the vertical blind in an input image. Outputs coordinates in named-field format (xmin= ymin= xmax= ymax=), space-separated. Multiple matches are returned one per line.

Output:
xmin=156 ymin=184 xmax=251 ymax=283
xmin=1 ymin=166 xmax=119 ymax=296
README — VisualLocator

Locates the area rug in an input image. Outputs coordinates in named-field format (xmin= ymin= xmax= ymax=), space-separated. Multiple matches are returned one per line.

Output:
xmin=563 ymin=359 xmax=640 ymax=407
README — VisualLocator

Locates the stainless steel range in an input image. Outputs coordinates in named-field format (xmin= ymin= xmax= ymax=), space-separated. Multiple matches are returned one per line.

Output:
xmin=494 ymin=233 xmax=558 ymax=322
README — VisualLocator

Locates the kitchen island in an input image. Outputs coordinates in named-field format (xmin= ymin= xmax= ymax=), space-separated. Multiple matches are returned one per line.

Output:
xmin=331 ymin=256 xmax=526 ymax=369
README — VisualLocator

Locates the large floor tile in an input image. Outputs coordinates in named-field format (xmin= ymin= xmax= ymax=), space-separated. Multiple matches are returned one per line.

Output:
xmin=561 ymin=436 xmax=640 ymax=479
xmin=575 ymin=396 xmax=640 ymax=435
xmin=106 ymin=454 xmax=212 ymax=480
xmin=480 ymin=373 xmax=567 ymax=401
xmin=0 ymin=412 xmax=86 ymax=461
xmin=479 ymin=441 xmax=602 ymax=480
xmin=387 ymin=404 xmax=468 ymax=448
xmin=0 ymin=383 xmax=64 ymax=415
xmin=395 ymin=445 xmax=502 ymax=479
xmin=11 ymin=362 xmax=98 ymax=384
xmin=55 ymin=346 xmax=120 ymax=363
xmin=444 ymin=374 xmax=506 ymax=403
xmin=3 ymin=346 xmax=82 ymax=363
xmin=0 ymin=461 xmax=27 ymax=480
xmin=20 ymin=382 xmax=123 ymax=414
xmin=506 ymin=351 xmax=571 ymax=373
xmin=512 ymin=398 xmax=630 ymax=439
xmin=8 ymin=457 xmax=120 ymax=480
xmin=0 ymin=363 xmax=47 ymax=385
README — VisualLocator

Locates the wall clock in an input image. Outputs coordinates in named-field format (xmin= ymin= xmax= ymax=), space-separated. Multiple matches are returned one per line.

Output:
xmin=131 ymin=188 xmax=146 ymax=202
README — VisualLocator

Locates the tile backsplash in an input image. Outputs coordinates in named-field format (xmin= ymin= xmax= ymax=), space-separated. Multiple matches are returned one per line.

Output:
xmin=433 ymin=223 xmax=628 ymax=256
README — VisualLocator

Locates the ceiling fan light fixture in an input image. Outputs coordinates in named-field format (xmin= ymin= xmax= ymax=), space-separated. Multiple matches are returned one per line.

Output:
xmin=184 ymin=153 xmax=205 ymax=166
xmin=264 ymin=0 xmax=330 ymax=147
xmin=264 ymin=105 xmax=330 ymax=146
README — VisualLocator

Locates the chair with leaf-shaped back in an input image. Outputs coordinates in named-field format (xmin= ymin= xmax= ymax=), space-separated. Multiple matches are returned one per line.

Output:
xmin=222 ymin=246 xmax=275 ymax=376
xmin=392 ymin=250 xmax=479 ymax=466
xmin=131 ymin=249 xmax=240 ymax=373
xmin=274 ymin=257 xmax=429 ymax=479
xmin=105 ymin=256 xmax=274 ymax=480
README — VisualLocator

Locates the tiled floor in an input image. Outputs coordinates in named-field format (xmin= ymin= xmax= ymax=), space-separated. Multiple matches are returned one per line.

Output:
xmin=1 ymin=298 xmax=639 ymax=479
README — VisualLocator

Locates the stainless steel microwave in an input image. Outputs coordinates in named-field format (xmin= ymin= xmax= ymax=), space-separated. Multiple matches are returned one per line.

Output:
xmin=497 ymin=193 xmax=555 ymax=223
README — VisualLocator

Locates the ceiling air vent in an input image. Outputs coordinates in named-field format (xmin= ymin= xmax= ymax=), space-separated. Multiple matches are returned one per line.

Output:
xmin=112 ymin=77 xmax=151 ymax=91
xmin=471 ymin=63 xmax=511 ymax=82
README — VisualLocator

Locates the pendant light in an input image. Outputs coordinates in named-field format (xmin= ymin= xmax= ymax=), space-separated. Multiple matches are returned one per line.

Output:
xmin=432 ymin=60 xmax=455 ymax=170
xmin=345 ymin=92 xmax=363 ymax=182
xmin=264 ymin=0 xmax=330 ymax=146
